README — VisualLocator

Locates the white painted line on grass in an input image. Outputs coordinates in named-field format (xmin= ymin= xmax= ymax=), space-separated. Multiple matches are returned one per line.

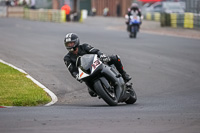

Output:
xmin=0 ymin=59 xmax=58 ymax=106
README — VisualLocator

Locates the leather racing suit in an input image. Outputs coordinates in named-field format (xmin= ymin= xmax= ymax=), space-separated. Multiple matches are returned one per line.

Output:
xmin=64 ymin=43 xmax=128 ymax=81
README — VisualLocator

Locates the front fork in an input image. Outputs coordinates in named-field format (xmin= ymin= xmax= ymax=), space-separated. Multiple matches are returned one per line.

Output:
xmin=101 ymin=64 xmax=128 ymax=102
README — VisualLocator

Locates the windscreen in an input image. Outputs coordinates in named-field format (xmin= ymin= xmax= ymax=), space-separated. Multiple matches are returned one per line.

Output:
xmin=80 ymin=54 xmax=95 ymax=72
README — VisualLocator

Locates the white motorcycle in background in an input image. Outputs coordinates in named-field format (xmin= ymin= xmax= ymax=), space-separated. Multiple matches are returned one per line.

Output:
xmin=125 ymin=13 xmax=142 ymax=38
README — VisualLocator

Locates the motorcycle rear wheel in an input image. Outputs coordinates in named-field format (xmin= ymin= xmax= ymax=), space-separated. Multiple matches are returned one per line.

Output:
xmin=94 ymin=80 xmax=118 ymax=106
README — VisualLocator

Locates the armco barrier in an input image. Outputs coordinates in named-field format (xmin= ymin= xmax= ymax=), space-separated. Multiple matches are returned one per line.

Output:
xmin=170 ymin=13 xmax=185 ymax=28
xmin=7 ymin=7 xmax=24 ymax=17
xmin=1 ymin=7 xmax=69 ymax=23
xmin=194 ymin=14 xmax=200 ymax=29
xmin=160 ymin=12 xmax=200 ymax=30
xmin=184 ymin=13 xmax=194 ymax=29
xmin=144 ymin=12 xmax=160 ymax=22
xmin=0 ymin=6 xmax=7 ymax=17
xmin=24 ymin=9 xmax=66 ymax=23
xmin=145 ymin=12 xmax=200 ymax=30
xmin=0 ymin=7 xmax=66 ymax=23
xmin=160 ymin=13 xmax=171 ymax=27
xmin=0 ymin=6 xmax=24 ymax=17
xmin=170 ymin=13 xmax=177 ymax=28
xmin=51 ymin=10 xmax=66 ymax=22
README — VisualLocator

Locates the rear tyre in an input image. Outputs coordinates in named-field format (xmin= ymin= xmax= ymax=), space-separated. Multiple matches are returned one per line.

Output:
xmin=94 ymin=80 xmax=118 ymax=106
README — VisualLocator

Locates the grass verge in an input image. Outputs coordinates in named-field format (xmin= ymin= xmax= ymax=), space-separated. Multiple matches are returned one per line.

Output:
xmin=0 ymin=62 xmax=51 ymax=106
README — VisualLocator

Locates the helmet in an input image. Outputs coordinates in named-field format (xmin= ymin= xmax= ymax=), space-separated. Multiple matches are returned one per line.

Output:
xmin=64 ymin=33 xmax=80 ymax=52
xmin=131 ymin=3 xmax=138 ymax=9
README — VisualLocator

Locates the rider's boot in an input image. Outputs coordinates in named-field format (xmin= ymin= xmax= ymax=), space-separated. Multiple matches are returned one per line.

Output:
xmin=121 ymin=71 xmax=132 ymax=83
xmin=111 ymin=55 xmax=132 ymax=83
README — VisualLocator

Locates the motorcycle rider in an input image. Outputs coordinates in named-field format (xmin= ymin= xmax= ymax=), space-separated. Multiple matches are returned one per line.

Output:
xmin=63 ymin=33 xmax=132 ymax=96
xmin=126 ymin=3 xmax=142 ymax=32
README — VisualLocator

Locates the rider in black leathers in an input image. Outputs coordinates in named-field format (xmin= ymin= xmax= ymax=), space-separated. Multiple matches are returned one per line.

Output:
xmin=63 ymin=33 xmax=131 ymax=84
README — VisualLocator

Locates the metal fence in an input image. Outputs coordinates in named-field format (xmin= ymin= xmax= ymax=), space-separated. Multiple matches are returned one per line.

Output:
xmin=185 ymin=0 xmax=200 ymax=14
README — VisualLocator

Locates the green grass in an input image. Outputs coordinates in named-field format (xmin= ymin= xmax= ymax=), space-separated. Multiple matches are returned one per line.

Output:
xmin=0 ymin=62 xmax=51 ymax=106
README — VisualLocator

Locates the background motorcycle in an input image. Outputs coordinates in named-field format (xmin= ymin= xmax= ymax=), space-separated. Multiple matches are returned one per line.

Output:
xmin=76 ymin=54 xmax=137 ymax=106
xmin=129 ymin=15 xmax=141 ymax=38
xmin=125 ymin=14 xmax=141 ymax=38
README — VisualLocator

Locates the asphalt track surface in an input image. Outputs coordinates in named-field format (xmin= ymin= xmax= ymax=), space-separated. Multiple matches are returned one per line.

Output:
xmin=0 ymin=17 xmax=200 ymax=133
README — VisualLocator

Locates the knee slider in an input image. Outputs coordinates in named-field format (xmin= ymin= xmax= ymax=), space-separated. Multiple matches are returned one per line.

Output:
xmin=116 ymin=55 xmax=121 ymax=62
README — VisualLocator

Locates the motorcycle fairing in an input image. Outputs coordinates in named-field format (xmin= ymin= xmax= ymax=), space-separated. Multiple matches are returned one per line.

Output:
xmin=129 ymin=15 xmax=140 ymax=25
xmin=78 ymin=54 xmax=102 ymax=80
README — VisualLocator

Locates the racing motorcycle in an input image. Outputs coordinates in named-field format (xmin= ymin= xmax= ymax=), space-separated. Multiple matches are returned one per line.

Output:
xmin=76 ymin=54 xmax=137 ymax=106
xmin=125 ymin=14 xmax=141 ymax=38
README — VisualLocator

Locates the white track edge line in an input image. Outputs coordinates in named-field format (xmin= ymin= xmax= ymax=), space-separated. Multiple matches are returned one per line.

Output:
xmin=0 ymin=59 xmax=58 ymax=106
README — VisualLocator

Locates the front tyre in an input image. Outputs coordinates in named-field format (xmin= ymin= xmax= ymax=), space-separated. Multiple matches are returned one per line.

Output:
xmin=133 ymin=26 xmax=137 ymax=38
xmin=125 ymin=86 xmax=137 ymax=104
xmin=129 ymin=25 xmax=137 ymax=38
xmin=94 ymin=80 xmax=118 ymax=106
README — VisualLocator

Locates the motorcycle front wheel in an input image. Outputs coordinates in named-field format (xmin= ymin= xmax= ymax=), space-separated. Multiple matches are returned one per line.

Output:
xmin=129 ymin=25 xmax=137 ymax=38
xmin=125 ymin=86 xmax=137 ymax=104
xmin=94 ymin=80 xmax=118 ymax=106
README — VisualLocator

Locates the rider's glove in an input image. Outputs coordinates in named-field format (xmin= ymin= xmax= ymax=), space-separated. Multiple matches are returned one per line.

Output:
xmin=100 ymin=54 xmax=111 ymax=63
xmin=75 ymin=74 xmax=83 ymax=83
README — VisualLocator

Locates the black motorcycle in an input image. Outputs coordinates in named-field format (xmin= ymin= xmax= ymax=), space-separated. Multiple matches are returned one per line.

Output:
xmin=76 ymin=54 xmax=137 ymax=106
